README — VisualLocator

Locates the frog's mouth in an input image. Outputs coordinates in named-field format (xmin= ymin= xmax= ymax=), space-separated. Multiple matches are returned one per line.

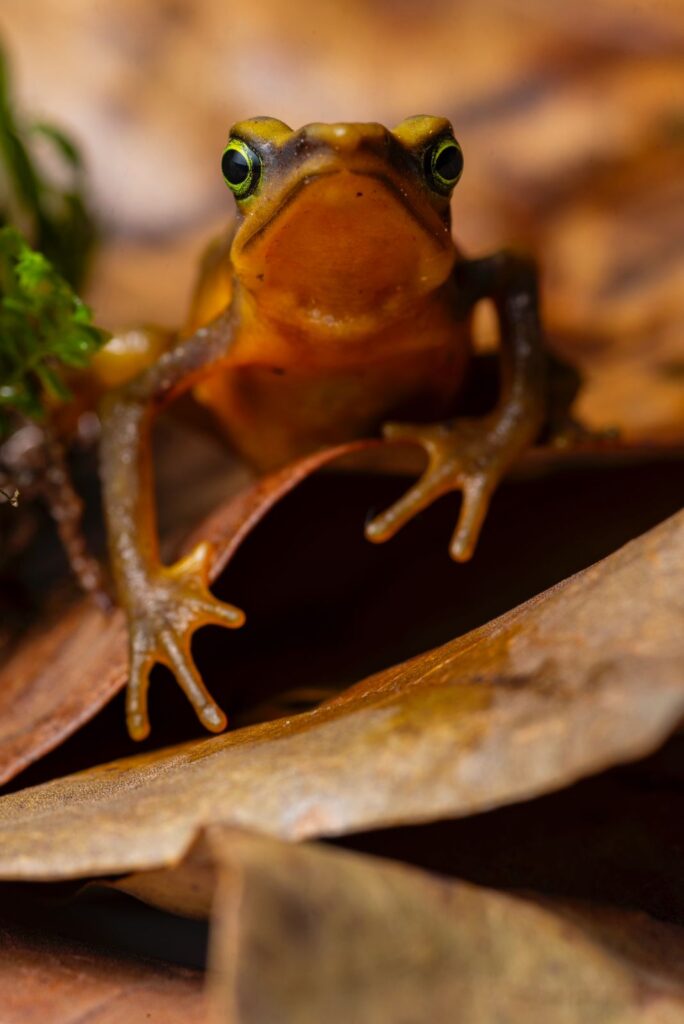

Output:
xmin=232 ymin=169 xmax=455 ymax=332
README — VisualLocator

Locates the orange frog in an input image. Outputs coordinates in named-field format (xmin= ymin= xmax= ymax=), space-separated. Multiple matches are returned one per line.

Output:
xmin=96 ymin=116 xmax=546 ymax=740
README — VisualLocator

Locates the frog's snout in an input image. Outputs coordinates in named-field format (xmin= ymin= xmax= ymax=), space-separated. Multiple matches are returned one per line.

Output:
xmin=299 ymin=121 xmax=388 ymax=155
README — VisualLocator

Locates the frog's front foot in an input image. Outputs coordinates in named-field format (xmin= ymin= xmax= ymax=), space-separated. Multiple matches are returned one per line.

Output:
xmin=365 ymin=417 xmax=511 ymax=562
xmin=124 ymin=541 xmax=245 ymax=740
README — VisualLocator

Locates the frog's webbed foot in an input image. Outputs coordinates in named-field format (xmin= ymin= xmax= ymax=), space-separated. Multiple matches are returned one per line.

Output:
xmin=125 ymin=541 xmax=245 ymax=740
xmin=365 ymin=417 xmax=510 ymax=562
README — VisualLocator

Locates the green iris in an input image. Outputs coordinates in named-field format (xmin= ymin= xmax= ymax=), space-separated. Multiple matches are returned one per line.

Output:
xmin=426 ymin=137 xmax=464 ymax=195
xmin=221 ymin=138 xmax=261 ymax=200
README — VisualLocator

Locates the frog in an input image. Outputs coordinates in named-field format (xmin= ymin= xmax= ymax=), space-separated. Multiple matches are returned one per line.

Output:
xmin=97 ymin=115 xmax=546 ymax=741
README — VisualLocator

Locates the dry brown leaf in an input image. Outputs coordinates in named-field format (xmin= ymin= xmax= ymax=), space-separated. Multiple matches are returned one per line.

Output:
xmin=0 ymin=509 xmax=680 ymax=882
xmin=328 ymin=732 xmax=684 ymax=927
xmin=500 ymin=0 xmax=684 ymax=52
xmin=0 ymin=918 xmax=206 ymax=1023
xmin=108 ymin=729 xmax=684 ymax=925
xmin=541 ymin=146 xmax=684 ymax=443
xmin=205 ymin=827 xmax=684 ymax=1024
xmin=2 ymin=433 xmax=658 ymax=789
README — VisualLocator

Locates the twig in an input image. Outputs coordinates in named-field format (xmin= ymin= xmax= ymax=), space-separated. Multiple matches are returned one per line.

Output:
xmin=40 ymin=429 xmax=112 ymax=610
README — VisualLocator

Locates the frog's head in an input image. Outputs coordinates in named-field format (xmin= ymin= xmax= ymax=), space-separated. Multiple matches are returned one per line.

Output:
xmin=221 ymin=116 xmax=463 ymax=335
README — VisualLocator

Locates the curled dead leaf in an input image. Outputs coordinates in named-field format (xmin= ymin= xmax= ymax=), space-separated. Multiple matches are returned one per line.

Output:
xmin=2 ymin=434 xmax=666 ymax=789
xmin=0 ymin=509 xmax=680 ymax=881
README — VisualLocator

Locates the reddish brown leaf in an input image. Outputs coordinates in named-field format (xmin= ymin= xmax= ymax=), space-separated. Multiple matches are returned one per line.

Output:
xmin=0 ymin=604 xmax=128 ymax=789
xmin=0 ymin=441 xmax=374 ymax=787
xmin=0 ymin=919 xmax=205 ymax=1023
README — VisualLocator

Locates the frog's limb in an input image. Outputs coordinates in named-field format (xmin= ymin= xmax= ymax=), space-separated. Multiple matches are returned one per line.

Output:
xmin=99 ymin=309 xmax=245 ymax=740
xmin=366 ymin=251 xmax=546 ymax=561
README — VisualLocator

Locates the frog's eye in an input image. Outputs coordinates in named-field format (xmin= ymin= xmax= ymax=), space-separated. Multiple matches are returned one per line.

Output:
xmin=221 ymin=138 xmax=261 ymax=200
xmin=425 ymin=137 xmax=464 ymax=195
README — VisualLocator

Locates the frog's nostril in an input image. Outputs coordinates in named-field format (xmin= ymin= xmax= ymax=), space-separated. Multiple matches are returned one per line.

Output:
xmin=332 ymin=126 xmax=365 ymax=152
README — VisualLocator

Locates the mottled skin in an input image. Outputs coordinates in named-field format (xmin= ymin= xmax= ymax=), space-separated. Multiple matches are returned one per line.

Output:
xmin=97 ymin=115 xmax=546 ymax=740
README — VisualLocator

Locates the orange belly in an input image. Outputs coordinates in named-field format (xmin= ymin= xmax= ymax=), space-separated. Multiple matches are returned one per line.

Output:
xmin=193 ymin=290 xmax=471 ymax=470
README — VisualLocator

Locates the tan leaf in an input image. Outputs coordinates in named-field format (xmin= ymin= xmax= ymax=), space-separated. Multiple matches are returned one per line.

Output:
xmin=0 ymin=510 xmax=680 ymax=882
xmin=111 ymin=836 xmax=217 ymax=921
xmin=205 ymin=827 xmax=684 ymax=1024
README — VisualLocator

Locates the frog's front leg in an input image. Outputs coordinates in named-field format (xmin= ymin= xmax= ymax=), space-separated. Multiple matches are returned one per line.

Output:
xmin=100 ymin=308 xmax=244 ymax=740
xmin=366 ymin=251 xmax=546 ymax=560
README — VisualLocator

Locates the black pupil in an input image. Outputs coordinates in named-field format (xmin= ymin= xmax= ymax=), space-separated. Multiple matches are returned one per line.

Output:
xmin=434 ymin=143 xmax=462 ymax=182
xmin=222 ymin=147 xmax=250 ymax=185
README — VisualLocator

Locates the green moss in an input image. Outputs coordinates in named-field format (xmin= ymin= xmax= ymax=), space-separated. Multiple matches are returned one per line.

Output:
xmin=0 ymin=226 xmax=109 ymax=436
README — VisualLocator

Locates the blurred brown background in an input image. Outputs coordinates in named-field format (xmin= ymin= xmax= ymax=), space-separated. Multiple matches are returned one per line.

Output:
xmin=1 ymin=0 xmax=682 ymax=440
